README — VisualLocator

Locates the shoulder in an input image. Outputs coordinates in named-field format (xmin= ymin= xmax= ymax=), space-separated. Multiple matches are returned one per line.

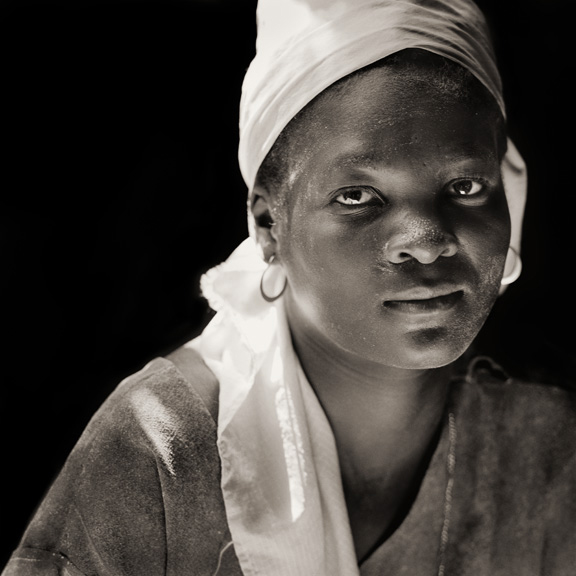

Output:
xmin=165 ymin=344 xmax=219 ymax=421
xmin=447 ymin=357 xmax=576 ymax=570
xmin=12 ymin=350 xmax=222 ymax=497
xmin=454 ymin=355 xmax=576 ymax=431
xmin=453 ymin=355 xmax=576 ymax=483
xmin=87 ymin=349 xmax=219 ymax=465
xmin=6 ymin=350 xmax=236 ymax=576
xmin=110 ymin=346 xmax=217 ymax=422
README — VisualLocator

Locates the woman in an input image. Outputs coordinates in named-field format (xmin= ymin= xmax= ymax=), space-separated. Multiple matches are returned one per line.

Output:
xmin=4 ymin=0 xmax=575 ymax=575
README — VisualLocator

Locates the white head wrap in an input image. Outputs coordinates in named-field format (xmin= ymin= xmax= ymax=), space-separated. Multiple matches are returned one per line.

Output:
xmin=239 ymin=0 xmax=527 ymax=257
xmin=191 ymin=3 xmax=528 ymax=575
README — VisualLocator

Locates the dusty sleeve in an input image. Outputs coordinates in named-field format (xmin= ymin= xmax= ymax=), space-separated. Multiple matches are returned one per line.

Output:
xmin=2 ymin=357 xmax=240 ymax=576
xmin=3 ymin=366 xmax=171 ymax=576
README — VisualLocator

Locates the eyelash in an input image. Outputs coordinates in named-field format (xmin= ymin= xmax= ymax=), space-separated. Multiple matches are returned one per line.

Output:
xmin=447 ymin=177 xmax=493 ymax=206
xmin=332 ymin=186 xmax=382 ymax=207
xmin=332 ymin=178 xmax=490 ymax=208
xmin=448 ymin=178 xmax=488 ymax=197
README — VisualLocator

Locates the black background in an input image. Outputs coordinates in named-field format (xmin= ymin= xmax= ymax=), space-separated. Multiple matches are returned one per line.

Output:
xmin=2 ymin=0 xmax=575 ymax=566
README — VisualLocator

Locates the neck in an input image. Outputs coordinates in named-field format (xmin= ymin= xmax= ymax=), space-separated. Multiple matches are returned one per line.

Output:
xmin=288 ymin=296 xmax=460 ymax=560
xmin=284 ymin=296 xmax=456 ymax=560
xmin=286 ymin=303 xmax=453 ymax=475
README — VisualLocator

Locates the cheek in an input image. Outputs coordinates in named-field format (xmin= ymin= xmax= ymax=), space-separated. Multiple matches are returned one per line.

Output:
xmin=278 ymin=212 xmax=376 ymax=326
xmin=456 ymin=195 xmax=511 ymax=280
xmin=466 ymin=226 xmax=509 ymax=285
xmin=453 ymin=208 xmax=510 ymax=332
xmin=280 ymin=219 xmax=356 ymax=297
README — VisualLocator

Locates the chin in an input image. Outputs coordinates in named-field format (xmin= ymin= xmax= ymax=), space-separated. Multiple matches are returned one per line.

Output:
xmin=381 ymin=327 xmax=474 ymax=370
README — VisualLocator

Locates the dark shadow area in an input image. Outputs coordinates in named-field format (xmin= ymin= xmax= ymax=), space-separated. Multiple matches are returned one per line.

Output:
xmin=1 ymin=0 xmax=574 ymax=566
xmin=472 ymin=0 xmax=576 ymax=389
xmin=1 ymin=0 xmax=256 ymax=561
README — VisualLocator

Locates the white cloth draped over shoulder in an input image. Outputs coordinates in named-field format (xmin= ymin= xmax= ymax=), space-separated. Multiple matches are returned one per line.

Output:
xmin=190 ymin=1 xmax=529 ymax=575
xmin=190 ymin=237 xmax=359 ymax=575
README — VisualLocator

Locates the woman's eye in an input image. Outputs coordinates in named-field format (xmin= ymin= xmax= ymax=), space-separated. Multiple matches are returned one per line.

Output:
xmin=334 ymin=187 xmax=378 ymax=206
xmin=450 ymin=179 xmax=484 ymax=196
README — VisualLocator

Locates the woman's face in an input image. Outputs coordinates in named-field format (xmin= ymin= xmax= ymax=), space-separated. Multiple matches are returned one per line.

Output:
xmin=270 ymin=66 xmax=511 ymax=369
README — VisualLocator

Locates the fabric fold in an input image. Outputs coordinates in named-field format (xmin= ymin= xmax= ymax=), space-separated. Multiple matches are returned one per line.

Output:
xmin=190 ymin=237 xmax=359 ymax=575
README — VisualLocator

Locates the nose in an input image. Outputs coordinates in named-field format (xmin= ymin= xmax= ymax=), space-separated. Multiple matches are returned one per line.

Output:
xmin=383 ymin=215 xmax=458 ymax=264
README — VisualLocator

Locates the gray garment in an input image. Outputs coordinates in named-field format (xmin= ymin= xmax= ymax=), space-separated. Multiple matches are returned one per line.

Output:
xmin=3 ymin=351 xmax=576 ymax=575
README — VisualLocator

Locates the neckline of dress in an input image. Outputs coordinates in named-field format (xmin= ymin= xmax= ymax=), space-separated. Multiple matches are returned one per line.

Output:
xmin=357 ymin=389 xmax=458 ymax=575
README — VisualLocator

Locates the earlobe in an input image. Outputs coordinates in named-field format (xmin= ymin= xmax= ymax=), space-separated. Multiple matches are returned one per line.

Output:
xmin=251 ymin=185 xmax=278 ymax=261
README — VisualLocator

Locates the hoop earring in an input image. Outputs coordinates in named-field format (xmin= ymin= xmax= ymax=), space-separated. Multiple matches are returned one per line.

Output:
xmin=501 ymin=246 xmax=522 ymax=286
xmin=260 ymin=255 xmax=288 ymax=302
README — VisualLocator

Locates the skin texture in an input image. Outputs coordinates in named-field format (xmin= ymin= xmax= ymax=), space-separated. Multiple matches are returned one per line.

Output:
xmin=252 ymin=52 xmax=511 ymax=561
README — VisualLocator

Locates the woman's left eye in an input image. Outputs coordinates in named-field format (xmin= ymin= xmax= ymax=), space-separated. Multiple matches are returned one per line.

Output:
xmin=333 ymin=187 xmax=378 ymax=206
xmin=450 ymin=179 xmax=485 ymax=196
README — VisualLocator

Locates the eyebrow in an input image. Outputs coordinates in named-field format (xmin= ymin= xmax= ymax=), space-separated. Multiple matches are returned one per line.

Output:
xmin=330 ymin=152 xmax=380 ymax=170
xmin=329 ymin=149 xmax=498 ymax=171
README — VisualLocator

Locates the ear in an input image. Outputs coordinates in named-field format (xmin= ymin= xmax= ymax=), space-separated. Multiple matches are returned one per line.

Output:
xmin=250 ymin=184 xmax=278 ymax=262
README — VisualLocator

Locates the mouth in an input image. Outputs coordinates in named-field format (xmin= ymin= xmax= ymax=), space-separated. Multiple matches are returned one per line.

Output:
xmin=383 ymin=290 xmax=464 ymax=314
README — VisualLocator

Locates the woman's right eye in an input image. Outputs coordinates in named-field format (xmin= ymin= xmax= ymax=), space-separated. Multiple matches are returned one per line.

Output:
xmin=333 ymin=187 xmax=380 ymax=206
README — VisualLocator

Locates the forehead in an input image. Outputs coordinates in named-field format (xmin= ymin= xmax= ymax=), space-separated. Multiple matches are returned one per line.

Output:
xmin=284 ymin=64 xmax=502 ymax=178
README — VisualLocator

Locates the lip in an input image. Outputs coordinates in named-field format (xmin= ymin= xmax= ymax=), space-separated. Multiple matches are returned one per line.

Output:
xmin=383 ymin=290 xmax=464 ymax=314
